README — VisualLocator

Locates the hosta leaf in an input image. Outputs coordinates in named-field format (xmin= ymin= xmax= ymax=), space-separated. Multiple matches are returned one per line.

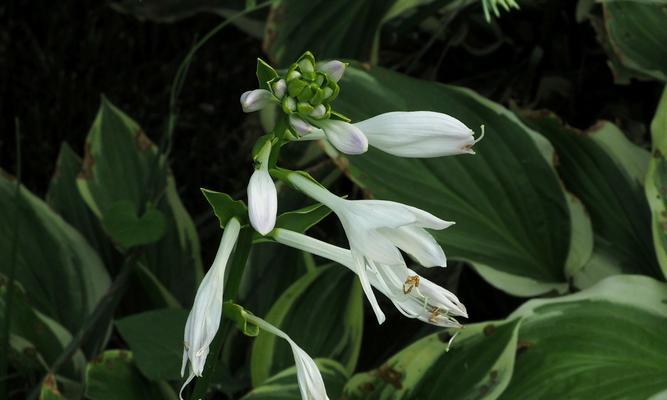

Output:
xmin=521 ymin=111 xmax=659 ymax=282
xmin=0 ymin=173 xmax=110 ymax=334
xmin=602 ymin=0 xmax=667 ymax=81
xmin=115 ymin=308 xmax=188 ymax=381
xmin=84 ymin=350 xmax=176 ymax=400
xmin=500 ymin=275 xmax=667 ymax=399
xmin=646 ymin=87 xmax=667 ymax=279
xmin=331 ymin=65 xmax=586 ymax=296
xmin=76 ymin=97 xmax=202 ymax=304
xmin=250 ymin=264 xmax=363 ymax=385
xmin=344 ymin=319 xmax=521 ymax=400
xmin=0 ymin=280 xmax=86 ymax=379
xmin=264 ymin=0 xmax=396 ymax=65
xmin=47 ymin=142 xmax=116 ymax=269
xmin=242 ymin=358 xmax=349 ymax=400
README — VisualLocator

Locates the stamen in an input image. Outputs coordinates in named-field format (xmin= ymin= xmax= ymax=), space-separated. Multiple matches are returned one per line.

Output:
xmin=429 ymin=306 xmax=441 ymax=323
xmin=402 ymin=275 xmax=420 ymax=294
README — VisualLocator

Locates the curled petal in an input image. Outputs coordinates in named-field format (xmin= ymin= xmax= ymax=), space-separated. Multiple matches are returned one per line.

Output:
xmin=248 ymin=169 xmax=278 ymax=235
xmin=240 ymin=89 xmax=273 ymax=113
xmin=380 ymin=225 xmax=447 ymax=267
xmin=354 ymin=111 xmax=476 ymax=157
xmin=317 ymin=119 xmax=368 ymax=155
xmin=318 ymin=60 xmax=346 ymax=82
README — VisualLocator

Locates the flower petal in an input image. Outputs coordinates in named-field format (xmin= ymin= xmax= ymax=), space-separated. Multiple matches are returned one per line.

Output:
xmin=380 ymin=225 xmax=447 ymax=267
xmin=317 ymin=119 xmax=368 ymax=155
xmin=289 ymin=115 xmax=321 ymax=137
xmin=248 ymin=169 xmax=278 ymax=235
xmin=354 ymin=111 xmax=475 ymax=157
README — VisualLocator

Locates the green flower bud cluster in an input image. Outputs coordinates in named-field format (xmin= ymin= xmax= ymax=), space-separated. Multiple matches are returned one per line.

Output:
xmin=268 ymin=52 xmax=340 ymax=122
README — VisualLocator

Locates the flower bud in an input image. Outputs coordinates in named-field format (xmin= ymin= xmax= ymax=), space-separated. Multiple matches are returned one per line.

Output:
xmin=289 ymin=115 xmax=319 ymax=137
xmin=318 ymin=60 xmax=346 ymax=82
xmin=316 ymin=119 xmax=368 ymax=155
xmin=240 ymin=89 xmax=273 ymax=113
xmin=272 ymin=79 xmax=286 ymax=99
xmin=248 ymin=168 xmax=278 ymax=235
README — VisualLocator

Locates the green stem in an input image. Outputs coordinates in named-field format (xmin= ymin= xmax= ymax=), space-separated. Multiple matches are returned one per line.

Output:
xmin=190 ymin=227 xmax=253 ymax=400
xmin=0 ymin=119 xmax=22 ymax=399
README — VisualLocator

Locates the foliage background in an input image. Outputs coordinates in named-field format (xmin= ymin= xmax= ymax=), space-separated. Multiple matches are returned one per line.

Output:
xmin=1 ymin=0 xmax=666 ymax=399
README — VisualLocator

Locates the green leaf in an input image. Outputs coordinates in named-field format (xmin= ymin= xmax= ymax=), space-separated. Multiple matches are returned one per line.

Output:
xmin=101 ymin=201 xmax=167 ymax=248
xmin=257 ymin=58 xmax=279 ymax=90
xmin=242 ymin=358 xmax=349 ymax=400
xmin=47 ymin=142 xmax=116 ymax=269
xmin=264 ymin=0 xmax=397 ymax=66
xmin=646 ymin=87 xmax=667 ymax=279
xmin=85 ymin=350 xmax=177 ymax=400
xmin=250 ymin=264 xmax=363 ymax=385
xmin=0 ymin=174 xmax=110 ymax=334
xmin=331 ymin=65 xmax=581 ymax=296
xmin=0 ymin=280 xmax=86 ymax=379
xmin=344 ymin=319 xmax=521 ymax=399
xmin=601 ymin=0 xmax=667 ymax=81
xmin=201 ymin=188 xmax=248 ymax=227
xmin=115 ymin=308 xmax=188 ymax=381
xmin=254 ymin=202 xmax=332 ymax=243
xmin=76 ymin=97 xmax=203 ymax=305
xmin=521 ymin=112 xmax=659 ymax=281
xmin=499 ymin=275 xmax=667 ymax=399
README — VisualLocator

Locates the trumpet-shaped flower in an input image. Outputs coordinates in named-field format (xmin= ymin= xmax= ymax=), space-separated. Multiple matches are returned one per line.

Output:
xmin=245 ymin=314 xmax=329 ymax=400
xmin=288 ymin=172 xmax=453 ymax=323
xmin=181 ymin=218 xmax=241 ymax=398
xmin=273 ymin=228 xmax=467 ymax=327
xmin=353 ymin=111 xmax=480 ymax=157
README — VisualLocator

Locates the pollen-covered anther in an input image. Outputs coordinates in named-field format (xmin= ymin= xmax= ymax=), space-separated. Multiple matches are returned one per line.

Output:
xmin=428 ymin=306 xmax=442 ymax=323
xmin=403 ymin=275 xmax=420 ymax=294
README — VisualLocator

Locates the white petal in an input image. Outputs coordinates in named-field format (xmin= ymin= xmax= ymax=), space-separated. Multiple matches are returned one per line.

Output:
xmin=289 ymin=115 xmax=321 ymax=137
xmin=240 ymin=89 xmax=273 ymax=113
xmin=403 ymin=204 xmax=455 ymax=230
xmin=380 ymin=225 xmax=447 ymax=267
xmin=181 ymin=218 xmax=240 ymax=391
xmin=352 ymin=253 xmax=386 ymax=324
xmin=354 ymin=111 xmax=475 ymax=157
xmin=247 ymin=315 xmax=330 ymax=400
xmin=248 ymin=169 xmax=278 ymax=235
xmin=318 ymin=60 xmax=346 ymax=82
xmin=317 ymin=119 xmax=368 ymax=155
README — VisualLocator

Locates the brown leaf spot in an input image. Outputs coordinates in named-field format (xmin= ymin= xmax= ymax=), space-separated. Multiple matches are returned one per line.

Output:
xmin=135 ymin=130 xmax=154 ymax=152
xmin=79 ymin=141 xmax=95 ymax=180
xmin=438 ymin=330 xmax=454 ymax=343
xmin=490 ymin=370 xmax=498 ymax=384
xmin=483 ymin=324 xmax=496 ymax=337
xmin=43 ymin=373 xmax=60 ymax=393
xmin=376 ymin=364 xmax=403 ymax=389
xmin=359 ymin=382 xmax=375 ymax=393
xmin=516 ymin=339 xmax=533 ymax=357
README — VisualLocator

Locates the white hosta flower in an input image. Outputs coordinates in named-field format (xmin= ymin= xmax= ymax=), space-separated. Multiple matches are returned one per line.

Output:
xmin=313 ymin=119 xmax=368 ymax=155
xmin=273 ymin=228 xmax=467 ymax=327
xmin=240 ymin=89 xmax=274 ymax=113
xmin=318 ymin=60 xmax=346 ymax=82
xmin=245 ymin=314 xmax=329 ymax=400
xmin=354 ymin=111 xmax=481 ymax=157
xmin=248 ymin=142 xmax=277 ymax=235
xmin=288 ymin=173 xmax=452 ymax=323
xmin=180 ymin=218 xmax=241 ymax=399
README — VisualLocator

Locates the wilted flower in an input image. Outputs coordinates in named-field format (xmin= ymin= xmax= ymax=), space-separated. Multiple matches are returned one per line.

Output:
xmin=287 ymin=172 xmax=453 ymax=323
xmin=245 ymin=314 xmax=329 ymax=400
xmin=273 ymin=228 xmax=467 ymax=327
xmin=181 ymin=218 xmax=241 ymax=398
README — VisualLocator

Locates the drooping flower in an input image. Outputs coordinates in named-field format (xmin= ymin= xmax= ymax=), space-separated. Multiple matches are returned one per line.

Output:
xmin=245 ymin=313 xmax=329 ymax=400
xmin=287 ymin=172 xmax=453 ymax=323
xmin=247 ymin=141 xmax=277 ymax=235
xmin=273 ymin=228 xmax=467 ymax=327
xmin=354 ymin=111 xmax=482 ymax=157
xmin=181 ymin=218 xmax=241 ymax=398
